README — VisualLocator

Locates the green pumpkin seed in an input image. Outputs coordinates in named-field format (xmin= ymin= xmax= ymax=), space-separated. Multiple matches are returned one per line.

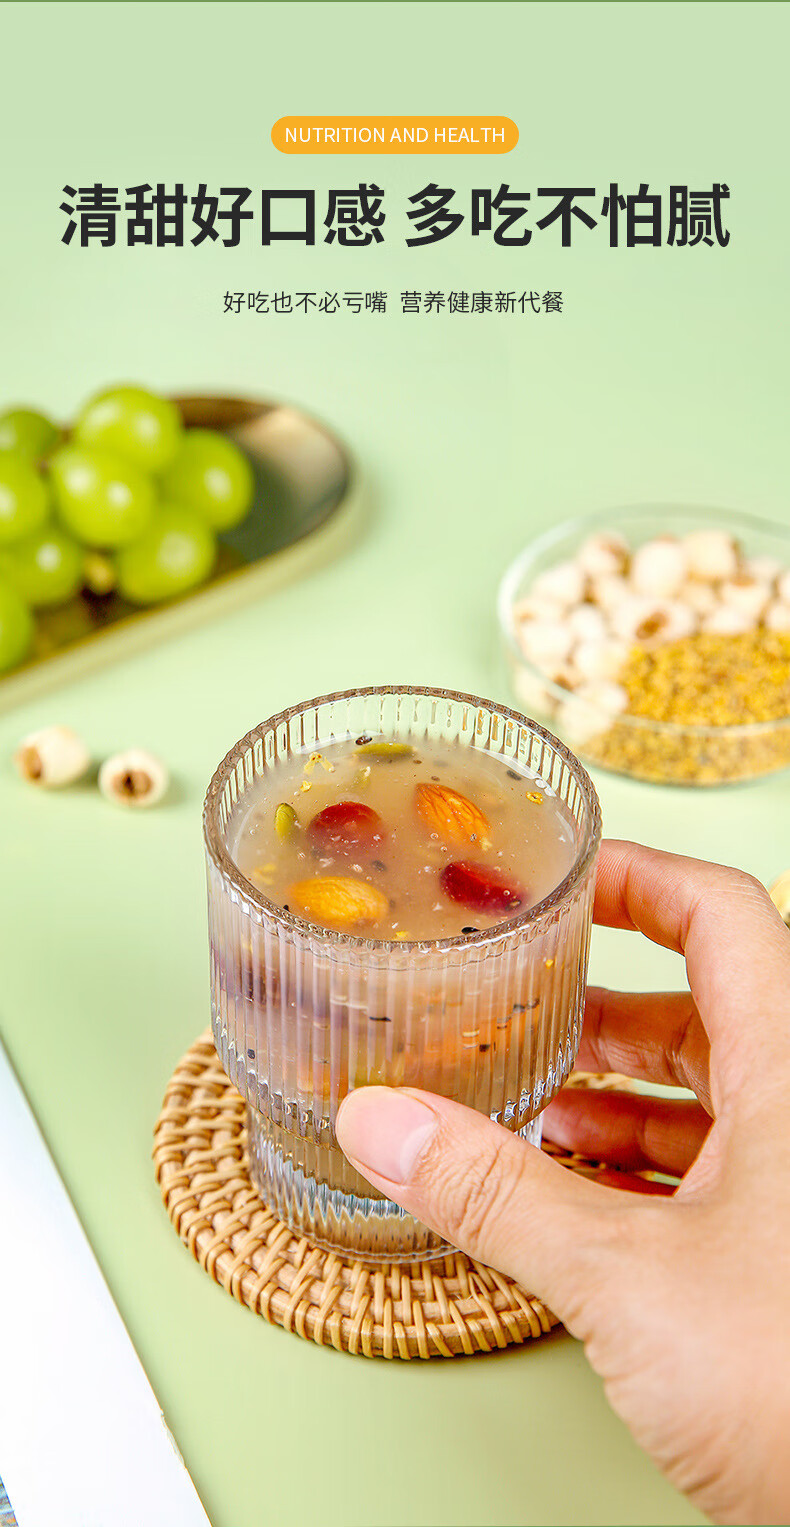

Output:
xmin=356 ymin=741 xmax=414 ymax=760
xmin=274 ymin=802 xmax=298 ymax=840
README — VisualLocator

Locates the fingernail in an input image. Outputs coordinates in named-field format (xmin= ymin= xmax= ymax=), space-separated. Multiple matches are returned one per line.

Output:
xmin=336 ymin=1089 xmax=438 ymax=1184
xmin=540 ymin=1096 xmax=576 ymax=1145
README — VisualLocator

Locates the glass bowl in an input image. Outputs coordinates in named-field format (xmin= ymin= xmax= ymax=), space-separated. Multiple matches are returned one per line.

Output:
xmin=498 ymin=505 xmax=790 ymax=786
xmin=203 ymin=686 xmax=601 ymax=1262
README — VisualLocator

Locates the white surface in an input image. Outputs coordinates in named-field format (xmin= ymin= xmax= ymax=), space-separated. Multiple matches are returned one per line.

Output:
xmin=0 ymin=1034 xmax=211 ymax=1527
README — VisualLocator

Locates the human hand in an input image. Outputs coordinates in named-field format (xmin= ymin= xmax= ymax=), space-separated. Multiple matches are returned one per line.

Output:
xmin=336 ymin=840 xmax=790 ymax=1525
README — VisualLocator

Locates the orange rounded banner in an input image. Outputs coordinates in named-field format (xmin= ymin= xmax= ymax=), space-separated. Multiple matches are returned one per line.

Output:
xmin=272 ymin=116 xmax=518 ymax=154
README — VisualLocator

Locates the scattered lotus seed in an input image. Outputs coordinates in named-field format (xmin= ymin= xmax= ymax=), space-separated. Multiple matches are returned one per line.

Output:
xmin=13 ymin=724 xmax=91 ymax=788
xmin=98 ymin=748 xmax=169 ymax=807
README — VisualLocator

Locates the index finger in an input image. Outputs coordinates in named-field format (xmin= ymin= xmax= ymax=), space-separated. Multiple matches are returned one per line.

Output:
xmin=592 ymin=840 xmax=790 ymax=1085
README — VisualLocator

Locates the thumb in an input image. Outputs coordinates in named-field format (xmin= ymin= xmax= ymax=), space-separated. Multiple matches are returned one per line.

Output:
xmin=336 ymin=1086 xmax=653 ymax=1336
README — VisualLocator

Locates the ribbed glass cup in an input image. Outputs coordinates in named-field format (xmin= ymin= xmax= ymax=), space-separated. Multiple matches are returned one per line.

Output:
xmin=203 ymin=687 xmax=601 ymax=1262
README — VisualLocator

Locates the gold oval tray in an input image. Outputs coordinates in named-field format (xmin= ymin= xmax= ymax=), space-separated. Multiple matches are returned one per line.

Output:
xmin=0 ymin=395 xmax=362 ymax=712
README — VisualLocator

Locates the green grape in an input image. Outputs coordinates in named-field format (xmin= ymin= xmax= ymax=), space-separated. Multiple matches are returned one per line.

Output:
xmin=0 ymin=576 xmax=34 ymax=672
xmin=49 ymin=445 xmax=154 ymax=548
xmin=160 ymin=429 xmax=254 ymax=531
xmin=0 ymin=455 xmax=50 ymax=545
xmin=82 ymin=550 xmax=117 ymax=597
xmin=75 ymin=385 xmax=182 ymax=473
xmin=0 ymin=525 xmax=83 ymax=607
xmin=116 ymin=504 xmax=217 ymax=603
xmin=0 ymin=407 xmax=60 ymax=461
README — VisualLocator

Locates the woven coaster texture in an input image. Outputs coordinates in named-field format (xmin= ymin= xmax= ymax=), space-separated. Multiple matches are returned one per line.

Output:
xmin=153 ymin=1033 xmax=629 ymax=1361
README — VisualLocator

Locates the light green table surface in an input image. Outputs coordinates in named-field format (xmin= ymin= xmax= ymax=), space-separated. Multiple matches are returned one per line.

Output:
xmin=1 ymin=3 xmax=789 ymax=1524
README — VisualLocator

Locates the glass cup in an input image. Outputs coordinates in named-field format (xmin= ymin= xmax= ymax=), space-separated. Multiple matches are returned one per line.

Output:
xmin=203 ymin=686 xmax=602 ymax=1262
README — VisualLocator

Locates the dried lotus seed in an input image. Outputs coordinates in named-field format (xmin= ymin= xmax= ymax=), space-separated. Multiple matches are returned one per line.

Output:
xmin=558 ymin=681 xmax=629 ymax=745
xmin=682 ymin=529 xmax=739 ymax=582
xmin=529 ymin=560 xmax=586 ymax=608
xmin=566 ymin=603 xmax=608 ymax=643
xmin=517 ymin=618 xmax=574 ymax=669
xmin=513 ymin=667 xmax=556 ymax=717
xmin=629 ymin=537 xmax=688 ymax=599
xmin=589 ymin=573 xmax=631 ymax=612
xmin=764 ymin=601 xmax=790 ymax=632
xmin=682 ymin=581 xmax=718 ymax=618
xmin=512 ymin=594 xmax=566 ymax=625
xmin=610 ymin=596 xmax=697 ymax=648
xmin=718 ymin=575 xmax=771 ymax=621
xmin=702 ymin=605 xmax=757 ymax=636
xmin=747 ymin=555 xmax=782 ymax=586
xmin=573 ymin=637 xmax=631 ymax=682
xmin=576 ymin=532 xmax=629 ymax=579
xmin=575 ymin=679 xmax=629 ymax=715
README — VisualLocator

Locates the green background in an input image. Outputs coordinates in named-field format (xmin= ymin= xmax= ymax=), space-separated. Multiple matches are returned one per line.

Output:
xmin=1 ymin=3 xmax=788 ymax=1523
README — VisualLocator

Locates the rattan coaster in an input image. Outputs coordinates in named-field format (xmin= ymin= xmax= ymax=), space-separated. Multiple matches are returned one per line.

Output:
xmin=153 ymin=1033 xmax=632 ymax=1360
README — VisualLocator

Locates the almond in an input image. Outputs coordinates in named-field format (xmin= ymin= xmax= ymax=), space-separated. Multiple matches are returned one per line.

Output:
xmin=414 ymin=782 xmax=491 ymax=848
xmin=289 ymin=875 xmax=389 ymax=931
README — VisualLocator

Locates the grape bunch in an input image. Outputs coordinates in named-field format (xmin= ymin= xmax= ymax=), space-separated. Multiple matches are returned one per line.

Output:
xmin=0 ymin=386 xmax=255 ymax=673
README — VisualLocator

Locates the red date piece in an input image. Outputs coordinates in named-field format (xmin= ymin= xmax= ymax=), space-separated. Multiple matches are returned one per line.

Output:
xmin=440 ymin=861 xmax=526 ymax=916
xmin=307 ymin=801 xmax=386 ymax=857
